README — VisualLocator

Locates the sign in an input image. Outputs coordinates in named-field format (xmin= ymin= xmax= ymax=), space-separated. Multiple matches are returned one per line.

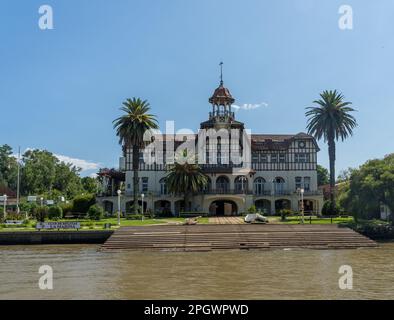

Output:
xmin=0 ymin=196 xmax=6 ymax=202
xmin=5 ymin=220 xmax=24 ymax=226
xmin=46 ymin=200 xmax=55 ymax=205
xmin=27 ymin=196 xmax=37 ymax=202
xmin=36 ymin=222 xmax=81 ymax=230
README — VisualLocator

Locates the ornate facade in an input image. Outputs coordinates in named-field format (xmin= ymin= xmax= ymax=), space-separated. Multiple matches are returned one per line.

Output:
xmin=98 ymin=77 xmax=324 ymax=216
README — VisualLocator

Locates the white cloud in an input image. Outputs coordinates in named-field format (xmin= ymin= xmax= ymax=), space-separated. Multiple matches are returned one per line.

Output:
xmin=233 ymin=102 xmax=268 ymax=111
xmin=54 ymin=154 xmax=101 ymax=172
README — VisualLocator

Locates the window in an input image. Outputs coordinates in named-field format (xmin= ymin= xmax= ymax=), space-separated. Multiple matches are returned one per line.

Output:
xmin=160 ymin=178 xmax=167 ymax=195
xmin=274 ymin=177 xmax=285 ymax=194
xmin=261 ymin=154 xmax=268 ymax=163
xmin=252 ymin=153 xmax=259 ymax=163
xmin=235 ymin=176 xmax=248 ymax=193
xmin=279 ymin=153 xmax=286 ymax=163
xmin=295 ymin=177 xmax=302 ymax=190
xmin=271 ymin=153 xmax=278 ymax=163
xmin=141 ymin=177 xmax=148 ymax=192
xmin=295 ymin=153 xmax=310 ymax=163
xmin=304 ymin=177 xmax=311 ymax=191
xmin=254 ymin=177 xmax=266 ymax=195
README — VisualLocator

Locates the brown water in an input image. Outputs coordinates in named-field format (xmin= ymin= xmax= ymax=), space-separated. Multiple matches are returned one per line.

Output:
xmin=0 ymin=243 xmax=393 ymax=300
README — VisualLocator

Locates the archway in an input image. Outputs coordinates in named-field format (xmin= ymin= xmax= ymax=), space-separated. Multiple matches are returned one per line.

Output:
xmin=255 ymin=199 xmax=271 ymax=215
xmin=301 ymin=199 xmax=315 ymax=215
xmin=275 ymin=199 xmax=291 ymax=214
xmin=209 ymin=200 xmax=238 ymax=216
xmin=154 ymin=200 xmax=172 ymax=216
xmin=126 ymin=200 xmax=147 ymax=214
xmin=216 ymin=176 xmax=230 ymax=194
xmin=102 ymin=200 xmax=114 ymax=214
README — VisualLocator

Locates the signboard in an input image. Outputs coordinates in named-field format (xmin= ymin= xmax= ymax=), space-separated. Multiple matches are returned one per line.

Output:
xmin=36 ymin=222 xmax=81 ymax=230
xmin=0 ymin=196 xmax=6 ymax=202
xmin=46 ymin=200 xmax=55 ymax=205
xmin=27 ymin=196 xmax=37 ymax=202
xmin=5 ymin=220 xmax=24 ymax=226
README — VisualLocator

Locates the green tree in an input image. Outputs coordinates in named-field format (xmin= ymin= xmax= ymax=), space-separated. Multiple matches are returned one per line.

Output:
xmin=317 ymin=164 xmax=329 ymax=186
xmin=306 ymin=90 xmax=357 ymax=215
xmin=340 ymin=154 xmax=394 ymax=224
xmin=166 ymin=162 xmax=208 ymax=212
xmin=0 ymin=144 xmax=18 ymax=190
xmin=81 ymin=176 xmax=98 ymax=194
xmin=113 ymin=98 xmax=158 ymax=215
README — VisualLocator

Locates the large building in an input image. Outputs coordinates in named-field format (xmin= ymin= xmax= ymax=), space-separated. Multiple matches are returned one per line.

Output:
xmin=97 ymin=77 xmax=324 ymax=216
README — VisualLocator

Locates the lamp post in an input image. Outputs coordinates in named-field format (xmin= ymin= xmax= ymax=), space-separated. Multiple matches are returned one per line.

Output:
xmin=117 ymin=189 xmax=121 ymax=226
xmin=3 ymin=194 xmax=7 ymax=220
xmin=141 ymin=193 xmax=145 ymax=221
xmin=40 ymin=197 xmax=44 ymax=206
xmin=300 ymin=188 xmax=305 ymax=224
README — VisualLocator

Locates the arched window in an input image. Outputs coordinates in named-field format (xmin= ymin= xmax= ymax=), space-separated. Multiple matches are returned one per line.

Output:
xmin=254 ymin=177 xmax=266 ymax=195
xmin=160 ymin=178 xmax=168 ymax=195
xmin=216 ymin=176 xmax=229 ymax=193
xmin=274 ymin=177 xmax=285 ymax=195
xmin=235 ymin=176 xmax=248 ymax=193
xmin=303 ymin=177 xmax=311 ymax=191
xmin=203 ymin=177 xmax=212 ymax=193
xmin=295 ymin=176 xmax=302 ymax=190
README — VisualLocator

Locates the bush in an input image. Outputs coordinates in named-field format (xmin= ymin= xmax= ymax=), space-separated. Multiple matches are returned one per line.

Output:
xmin=60 ymin=202 xmax=73 ymax=216
xmin=73 ymin=194 xmax=96 ymax=214
xmin=48 ymin=206 xmax=63 ymax=220
xmin=34 ymin=206 xmax=49 ymax=222
xmin=280 ymin=209 xmax=292 ymax=221
xmin=248 ymin=205 xmax=257 ymax=214
xmin=87 ymin=204 xmax=104 ymax=221
xmin=322 ymin=201 xmax=341 ymax=216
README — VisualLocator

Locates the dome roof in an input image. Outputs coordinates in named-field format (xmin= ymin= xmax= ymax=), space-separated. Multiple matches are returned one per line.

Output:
xmin=209 ymin=82 xmax=235 ymax=105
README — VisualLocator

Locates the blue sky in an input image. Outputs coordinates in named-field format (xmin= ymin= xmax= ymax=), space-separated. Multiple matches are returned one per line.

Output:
xmin=1 ymin=0 xmax=393 ymax=176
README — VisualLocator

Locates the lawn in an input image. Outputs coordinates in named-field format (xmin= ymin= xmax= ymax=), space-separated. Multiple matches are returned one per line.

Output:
xmin=0 ymin=216 xmax=210 ymax=232
xmin=269 ymin=215 xmax=354 ymax=225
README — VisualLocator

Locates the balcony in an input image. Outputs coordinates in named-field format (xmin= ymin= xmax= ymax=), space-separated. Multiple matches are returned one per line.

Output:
xmin=202 ymin=189 xmax=253 ymax=195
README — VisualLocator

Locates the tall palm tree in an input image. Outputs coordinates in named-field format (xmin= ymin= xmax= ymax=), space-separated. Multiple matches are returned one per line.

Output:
xmin=113 ymin=98 xmax=158 ymax=215
xmin=166 ymin=161 xmax=208 ymax=214
xmin=306 ymin=90 xmax=357 ymax=214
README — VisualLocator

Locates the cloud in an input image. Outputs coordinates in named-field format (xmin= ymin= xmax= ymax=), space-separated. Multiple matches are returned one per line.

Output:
xmin=233 ymin=102 xmax=268 ymax=111
xmin=54 ymin=154 xmax=101 ymax=172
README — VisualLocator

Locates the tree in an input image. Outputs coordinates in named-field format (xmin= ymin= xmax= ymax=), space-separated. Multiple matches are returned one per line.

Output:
xmin=166 ymin=161 xmax=208 ymax=212
xmin=113 ymin=98 xmax=158 ymax=215
xmin=339 ymin=154 xmax=394 ymax=224
xmin=317 ymin=164 xmax=329 ymax=186
xmin=306 ymin=90 xmax=357 ymax=215
xmin=81 ymin=176 xmax=98 ymax=194
xmin=0 ymin=144 xmax=18 ymax=190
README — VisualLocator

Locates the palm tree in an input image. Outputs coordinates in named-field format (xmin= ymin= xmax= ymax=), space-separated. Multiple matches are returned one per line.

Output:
xmin=113 ymin=98 xmax=158 ymax=215
xmin=166 ymin=161 xmax=208 ymax=214
xmin=306 ymin=90 xmax=357 ymax=214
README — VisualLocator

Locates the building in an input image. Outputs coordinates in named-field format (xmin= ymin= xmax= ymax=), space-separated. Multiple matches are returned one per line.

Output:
xmin=97 ymin=76 xmax=324 ymax=216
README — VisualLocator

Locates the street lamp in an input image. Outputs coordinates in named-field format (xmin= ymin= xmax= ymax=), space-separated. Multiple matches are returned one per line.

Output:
xmin=300 ymin=188 xmax=305 ymax=224
xmin=141 ymin=193 xmax=145 ymax=221
xmin=117 ymin=189 xmax=121 ymax=226
xmin=3 ymin=194 xmax=7 ymax=220
xmin=40 ymin=197 xmax=44 ymax=206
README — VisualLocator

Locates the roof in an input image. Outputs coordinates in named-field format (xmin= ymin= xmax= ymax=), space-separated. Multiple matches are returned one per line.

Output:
xmin=208 ymin=83 xmax=235 ymax=105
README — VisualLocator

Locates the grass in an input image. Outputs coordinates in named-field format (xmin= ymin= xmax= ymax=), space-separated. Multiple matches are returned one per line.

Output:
xmin=0 ymin=216 xmax=210 ymax=232
xmin=269 ymin=215 xmax=354 ymax=225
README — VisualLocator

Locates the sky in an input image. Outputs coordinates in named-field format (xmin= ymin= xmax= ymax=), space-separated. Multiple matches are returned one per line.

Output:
xmin=1 ymin=0 xmax=394 ymax=177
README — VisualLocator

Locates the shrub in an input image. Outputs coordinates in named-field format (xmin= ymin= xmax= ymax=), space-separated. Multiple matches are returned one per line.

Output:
xmin=127 ymin=214 xmax=144 ymax=220
xmin=48 ymin=206 xmax=63 ymax=220
xmin=34 ymin=206 xmax=49 ymax=222
xmin=280 ymin=209 xmax=292 ymax=221
xmin=73 ymin=194 xmax=96 ymax=214
xmin=87 ymin=204 xmax=104 ymax=221
xmin=322 ymin=201 xmax=341 ymax=216
xmin=60 ymin=202 xmax=73 ymax=216
xmin=248 ymin=205 xmax=257 ymax=214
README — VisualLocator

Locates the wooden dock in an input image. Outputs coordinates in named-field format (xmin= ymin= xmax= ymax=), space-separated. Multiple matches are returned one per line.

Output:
xmin=100 ymin=224 xmax=378 ymax=252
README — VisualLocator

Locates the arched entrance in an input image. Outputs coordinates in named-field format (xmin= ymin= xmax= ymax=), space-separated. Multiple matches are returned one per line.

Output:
xmin=154 ymin=200 xmax=172 ymax=216
xmin=275 ymin=199 xmax=291 ymax=214
xmin=102 ymin=200 xmax=114 ymax=214
xmin=255 ymin=199 xmax=271 ymax=215
xmin=126 ymin=200 xmax=147 ymax=214
xmin=300 ymin=199 xmax=315 ymax=215
xmin=209 ymin=200 xmax=238 ymax=216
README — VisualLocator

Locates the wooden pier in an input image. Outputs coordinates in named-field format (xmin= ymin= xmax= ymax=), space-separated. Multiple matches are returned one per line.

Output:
xmin=100 ymin=224 xmax=378 ymax=252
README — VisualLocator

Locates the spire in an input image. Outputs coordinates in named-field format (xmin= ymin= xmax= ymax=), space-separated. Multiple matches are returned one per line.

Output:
xmin=219 ymin=61 xmax=223 ymax=85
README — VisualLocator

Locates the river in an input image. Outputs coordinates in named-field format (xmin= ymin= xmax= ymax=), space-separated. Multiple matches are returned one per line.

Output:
xmin=0 ymin=243 xmax=393 ymax=299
